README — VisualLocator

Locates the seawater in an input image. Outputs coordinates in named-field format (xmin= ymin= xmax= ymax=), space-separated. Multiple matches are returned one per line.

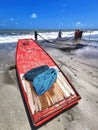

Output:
xmin=0 ymin=29 xmax=98 ymax=69
xmin=0 ymin=29 xmax=98 ymax=43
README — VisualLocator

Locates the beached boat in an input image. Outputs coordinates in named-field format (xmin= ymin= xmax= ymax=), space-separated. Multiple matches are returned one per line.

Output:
xmin=16 ymin=39 xmax=81 ymax=127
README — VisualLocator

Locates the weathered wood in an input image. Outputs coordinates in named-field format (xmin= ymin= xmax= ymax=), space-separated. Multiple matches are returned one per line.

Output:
xmin=23 ymin=74 xmax=76 ymax=114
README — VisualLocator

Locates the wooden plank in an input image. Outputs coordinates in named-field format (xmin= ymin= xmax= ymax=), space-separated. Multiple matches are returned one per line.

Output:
xmin=21 ymin=72 xmax=77 ymax=114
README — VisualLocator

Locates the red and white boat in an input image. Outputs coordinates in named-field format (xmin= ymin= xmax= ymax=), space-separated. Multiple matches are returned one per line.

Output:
xmin=16 ymin=39 xmax=81 ymax=127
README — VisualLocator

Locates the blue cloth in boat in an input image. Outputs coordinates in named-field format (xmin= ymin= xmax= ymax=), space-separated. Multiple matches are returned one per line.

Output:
xmin=32 ymin=68 xmax=57 ymax=96
xmin=24 ymin=65 xmax=49 ymax=81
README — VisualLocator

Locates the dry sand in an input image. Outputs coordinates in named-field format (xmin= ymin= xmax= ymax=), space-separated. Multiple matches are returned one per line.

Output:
xmin=0 ymin=40 xmax=98 ymax=130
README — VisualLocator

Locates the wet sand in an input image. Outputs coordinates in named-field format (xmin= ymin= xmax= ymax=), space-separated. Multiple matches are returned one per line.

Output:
xmin=0 ymin=40 xmax=98 ymax=130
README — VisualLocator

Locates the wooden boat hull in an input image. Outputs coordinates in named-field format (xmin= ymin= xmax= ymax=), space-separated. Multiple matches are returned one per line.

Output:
xmin=16 ymin=39 xmax=81 ymax=126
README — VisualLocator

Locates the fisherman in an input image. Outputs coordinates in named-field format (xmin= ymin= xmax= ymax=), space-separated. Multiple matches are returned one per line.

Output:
xmin=79 ymin=30 xmax=83 ymax=39
xmin=58 ymin=29 xmax=63 ymax=38
xmin=34 ymin=30 xmax=38 ymax=41
xmin=74 ymin=29 xmax=80 ymax=41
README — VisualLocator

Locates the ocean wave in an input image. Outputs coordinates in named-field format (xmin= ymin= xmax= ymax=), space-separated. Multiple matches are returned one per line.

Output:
xmin=0 ymin=30 xmax=98 ymax=45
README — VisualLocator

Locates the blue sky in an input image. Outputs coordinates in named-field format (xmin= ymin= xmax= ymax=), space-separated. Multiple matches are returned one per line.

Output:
xmin=0 ymin=0 xmax=98 ymax=29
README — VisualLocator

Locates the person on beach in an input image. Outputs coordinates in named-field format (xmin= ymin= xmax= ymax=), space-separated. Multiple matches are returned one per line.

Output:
xmin=79 ymin=30 xmax=83 ymax=39
xmin=74 ymin=29 xmax=80 ymax=41
xmin=74 ymin=29 xmax=83 ymax=41
xmin=58 ymin=29 xmax=63 ymax=38
xmin=34 ymin=30 xmax=38 ymax=41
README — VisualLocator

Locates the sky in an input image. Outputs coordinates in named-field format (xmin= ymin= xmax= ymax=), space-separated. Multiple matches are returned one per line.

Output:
xmin=0 ymin=0 xmax=98 ymax=30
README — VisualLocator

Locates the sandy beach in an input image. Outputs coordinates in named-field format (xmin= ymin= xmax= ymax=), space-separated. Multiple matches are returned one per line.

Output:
xmin=0 ymin=39 xmax=98 ymax=130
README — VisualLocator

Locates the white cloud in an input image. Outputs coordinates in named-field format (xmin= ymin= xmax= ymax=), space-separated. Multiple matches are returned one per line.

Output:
xmin=72 ymin=22 xmax=95 ymax=29
xmin=10 ymin=18 xmax=14 ymax=21
xmin=76 ymin=21 xmax=81 ymax=25
xmin=31 ymin=13 xmax=37 ymax=19
xmin=73 ymin=21 xmax=84 ymax=28
xmin=10 ymin=18 xmax=18 ymax=25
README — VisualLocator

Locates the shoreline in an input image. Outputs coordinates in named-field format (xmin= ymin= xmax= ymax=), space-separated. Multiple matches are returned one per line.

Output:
xmin=0 ymin=40 xmax=98 ymax=130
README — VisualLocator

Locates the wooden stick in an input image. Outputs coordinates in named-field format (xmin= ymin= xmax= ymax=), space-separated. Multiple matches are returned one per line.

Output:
xmin=44 ymin=91 xmax=54 ymax=106
xmin=39 ymin=94 xmax=49 ymax=110
xmin=24 ymin=80 xmax=36 ymax=114
xmin=44 ymin=93 xmax=53 ymax=106
xmin=58 ymin=73 xmax=75 ymax=95
xmin=30 ymin=83 xmax=42 ymax=113
xmin=47 ymin=84 xmax=59 ymax=104
xmin=54 ymin=81 xmax=66 ymax=100
xmin=57 ymin=78 xmax=70 ymax=97
xmin=51 ymin=84 xmax=60 ymax=102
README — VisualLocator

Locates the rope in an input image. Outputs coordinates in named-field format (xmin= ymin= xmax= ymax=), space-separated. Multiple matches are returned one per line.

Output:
xmin=24 ymin=65 xmax=57 ymax=95
xmin=32 ymin=68 xmax=57 ymax=95
xmin=24 ymin=65 xmax=49 ymax=81
xmin=38 ymin=33 xmax=57 ymax=43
